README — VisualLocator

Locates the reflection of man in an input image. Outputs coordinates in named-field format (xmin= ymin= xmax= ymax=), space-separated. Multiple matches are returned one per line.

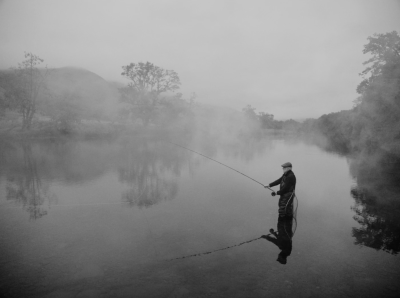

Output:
xmin=262 ymin=216 xmax=293 ymax=264
xmin=266 ymin=162 xmax=296 ymax=218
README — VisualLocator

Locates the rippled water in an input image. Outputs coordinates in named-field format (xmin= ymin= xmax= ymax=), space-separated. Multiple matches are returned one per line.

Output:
xmin=0 ymin=134 xmax=399 ymax=297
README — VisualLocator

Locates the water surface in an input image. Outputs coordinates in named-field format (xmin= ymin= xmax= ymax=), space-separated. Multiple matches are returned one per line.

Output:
xmin=0 ymin=134 xmax=399 ymax=297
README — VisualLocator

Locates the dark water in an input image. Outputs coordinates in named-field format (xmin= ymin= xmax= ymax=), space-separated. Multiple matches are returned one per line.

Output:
xmin=0 ymin=134 xmax=399 ymax=298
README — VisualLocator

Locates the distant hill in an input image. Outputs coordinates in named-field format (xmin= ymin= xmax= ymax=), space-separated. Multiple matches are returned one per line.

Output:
xmin=42 ymin=67 xmax=121 ymax=121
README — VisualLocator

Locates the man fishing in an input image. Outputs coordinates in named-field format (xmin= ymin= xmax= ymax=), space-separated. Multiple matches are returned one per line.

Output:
xmin=266 ymin=162 xmax=296 ymax=218
xmin=171 ymin=143 xmax=297 ymax=218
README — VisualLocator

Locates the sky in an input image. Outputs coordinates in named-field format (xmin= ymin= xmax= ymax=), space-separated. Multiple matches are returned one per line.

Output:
xmin=1 ymin=0 xmax=400 ymax=120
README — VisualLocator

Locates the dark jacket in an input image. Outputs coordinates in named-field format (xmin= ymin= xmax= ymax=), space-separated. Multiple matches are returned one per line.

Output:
xmin=269 ymin=170 xmax=296 ymax=196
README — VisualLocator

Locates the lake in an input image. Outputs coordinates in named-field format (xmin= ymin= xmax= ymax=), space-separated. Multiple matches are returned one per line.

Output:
xmin=0 ymin=133 xmax=399 ymax=298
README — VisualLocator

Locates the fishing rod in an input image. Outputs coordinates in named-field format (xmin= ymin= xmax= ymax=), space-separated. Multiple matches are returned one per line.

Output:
xmin=167 ymin=141 xmax=275 ymax=193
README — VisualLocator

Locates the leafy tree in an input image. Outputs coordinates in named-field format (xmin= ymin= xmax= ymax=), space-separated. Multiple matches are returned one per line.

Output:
xmin=357 ymin=31 xmax=400 ymax=94
xmin=282 ymin=119 xmax=301 ymax=131
xmin=312 ymin=32 xmax=400 ymax=153
xmin=0 ymin=71 xmax=20 ymax=117
xmin=242 ymin=105 xmax=258 ymax=121
xmin=315 ymin=110 xmax=357 ymax=153
xmin=258 ymin=111 xmax=275 ymax=129
xmin=0 ymin=75 xmax=11 ymax=117
xmin=242 ymin=105 xmax=299 ymax=131
xmin=155 ymin=92 xmax=194 ymax=126
xmin=120 ymin=61 xmax=181 ymax=126
xmin=356 ymin=31 xmax=400 ymax=150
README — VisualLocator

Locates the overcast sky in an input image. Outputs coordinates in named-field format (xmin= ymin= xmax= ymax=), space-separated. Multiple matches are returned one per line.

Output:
xmin=1 ymin=0 xmax=399 ymax=119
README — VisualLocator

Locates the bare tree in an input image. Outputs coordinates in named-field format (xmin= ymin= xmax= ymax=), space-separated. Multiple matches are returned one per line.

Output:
xmin=4 ymin=52 xmax=48 ymax=130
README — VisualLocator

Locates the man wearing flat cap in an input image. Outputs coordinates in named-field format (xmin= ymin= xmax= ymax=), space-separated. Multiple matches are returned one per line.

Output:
xmin=266 ymin=162 xmax=296 ymax=218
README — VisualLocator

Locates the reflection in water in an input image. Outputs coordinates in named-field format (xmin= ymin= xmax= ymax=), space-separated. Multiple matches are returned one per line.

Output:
xmin=170 ymin=237 xmax=262 ymax=261
xmin=311 ymin=132 xmax=400 ymax=255
xmin=170 ymin=215 xmax=297 ymax=263
xmin=0 ymin=133 xmax=273 ymax=218
xmin=0 ymin=137 xmax=192 ymax=217
xmin=351 ymin=186 xmax=400 ymax=255
xmin=117 ymin=139 xmax=186 ymax=208
xmin=262 ymin=216 xmax=295 ymax=264
xmin=349 ymin=151 xmax=400 ymax=254
xmin=5 ymin=144 xmax=56 ymax=219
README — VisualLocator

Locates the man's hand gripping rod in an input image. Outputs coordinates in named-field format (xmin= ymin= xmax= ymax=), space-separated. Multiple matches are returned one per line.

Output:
xmin=264 ymin=185 xmax=274 ymax=191
xmin=263 ymin=184 xmax=276 ymax=196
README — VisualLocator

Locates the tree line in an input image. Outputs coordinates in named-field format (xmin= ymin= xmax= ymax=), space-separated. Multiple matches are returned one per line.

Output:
xmin=1 ymin=31 xmax=398 ymax=147
xmin=305 ymin=31 xmax=400 ymax=251
xmin=242 ymin=104 xmax=301 ymax=131
xmin=305 ymin=31 xmax=400 ymax=155
xmin=242 ymin=31 xmax=400 ymax=157
xmin=0 ymin=56 xmax=195 ymax=134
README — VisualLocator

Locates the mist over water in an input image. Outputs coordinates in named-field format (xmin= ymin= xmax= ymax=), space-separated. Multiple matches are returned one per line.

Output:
xmin=0 ymin=130 xmax=399 ymax=297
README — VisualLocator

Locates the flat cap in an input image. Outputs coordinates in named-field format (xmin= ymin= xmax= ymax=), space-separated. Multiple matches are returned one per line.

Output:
xmin=281 ymin=162 xmax=292 ymax=168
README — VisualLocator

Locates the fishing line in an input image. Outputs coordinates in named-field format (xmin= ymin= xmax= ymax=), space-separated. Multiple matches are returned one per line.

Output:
xmin=292 ymin=196 xmax=298 ymax=235
xmin=169 ymin=236 xmax=262 ymax=261
xmin=282 ymin=193 xmax=298 ymax=236
xmin=167 ymin=141 xmax=273 ymax=191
